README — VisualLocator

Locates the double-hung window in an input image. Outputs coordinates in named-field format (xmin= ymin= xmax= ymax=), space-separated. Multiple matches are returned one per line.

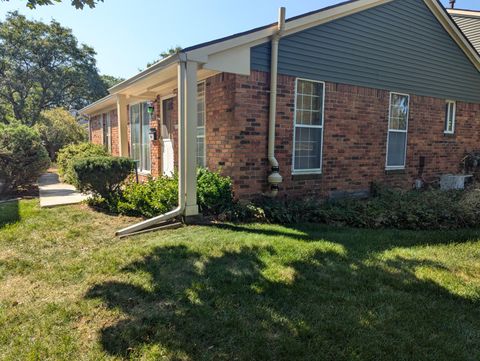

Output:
xmin=102 ymin=112 xmax=111 ymax=153
xmin=444 ymin=100 xmax=456 ymax=134
xmin=130 ymin=102 xmax=151 ymax=173
xmin=386 ymin=92 xmax=409 ymax=169
xmin=292 ymin=78 xmax=325 ymax=174
xmin=197 ymin=82 xmax=206 ymax=168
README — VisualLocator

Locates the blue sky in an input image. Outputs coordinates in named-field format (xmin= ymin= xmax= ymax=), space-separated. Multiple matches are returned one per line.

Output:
xmin=0 ymin=0 xmax=478 ymax=79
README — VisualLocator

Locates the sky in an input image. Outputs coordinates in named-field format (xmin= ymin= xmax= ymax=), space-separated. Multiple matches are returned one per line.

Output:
xmin=1 ymin=0 xmax=479 ymax=79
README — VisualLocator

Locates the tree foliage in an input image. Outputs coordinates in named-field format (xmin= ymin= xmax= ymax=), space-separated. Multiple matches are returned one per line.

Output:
xmin=2 ymin=0 xmax=103 ymax=9
xmin=101 ymin=74 xmax=124 ymax=89
xmin=0 ymin=12 xmax=108 ymax=125
xmin=35 ymin=107 xmax=87 ymax=160
xmin=0 ymin=123 xmax=50 ymax=192
xmin=145 ymin=46 xmax=182 ymax=69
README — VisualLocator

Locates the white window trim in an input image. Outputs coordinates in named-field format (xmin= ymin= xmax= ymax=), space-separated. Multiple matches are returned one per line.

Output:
xmin=160 ymin=94 xmax=175 ymax=140
xmin=197 ymin=81 xmax=207 ymax=168
xmin=129 ymin=101 xmax=152 ymax=175
xmin=292 ymin=77 xmax=325 ymax=175
xmin=385 ymin=92 xmax=410 ymax=170
xmin=105 ymin=112 xmax=112 ymax=153
xmin=444 ymin=100 xmax=456 ymax=135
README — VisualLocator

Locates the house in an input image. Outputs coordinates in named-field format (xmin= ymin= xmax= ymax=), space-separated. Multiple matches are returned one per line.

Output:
xmin=80 ymin=0 xmax=480 ymax=229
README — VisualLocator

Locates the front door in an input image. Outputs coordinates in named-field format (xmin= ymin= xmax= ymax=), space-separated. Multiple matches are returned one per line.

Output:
xmin=161 ymin=97 xmax=175 ymax=176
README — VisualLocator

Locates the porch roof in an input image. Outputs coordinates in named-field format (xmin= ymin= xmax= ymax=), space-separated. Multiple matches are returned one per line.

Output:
xmin=80 ymin=0 xmax=480 ymax=116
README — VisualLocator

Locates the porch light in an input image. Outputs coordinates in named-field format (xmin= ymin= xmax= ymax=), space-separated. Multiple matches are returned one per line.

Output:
xmin=147 ymin=101 xmax=155 ymax=115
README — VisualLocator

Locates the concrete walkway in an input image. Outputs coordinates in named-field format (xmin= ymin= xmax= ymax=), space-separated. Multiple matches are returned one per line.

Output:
xmin=38 ymin=172 xmax=89 ymax=208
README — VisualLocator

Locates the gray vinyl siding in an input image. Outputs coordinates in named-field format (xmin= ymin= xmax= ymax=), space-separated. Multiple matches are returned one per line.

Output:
xmin=251 ymin=0 xmax=480 ymax=103
xmin=451 ymin=14 xmax=480 ymax=54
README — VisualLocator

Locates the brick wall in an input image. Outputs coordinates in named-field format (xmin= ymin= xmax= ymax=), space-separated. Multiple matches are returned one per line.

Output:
xmin=89 ymin=109 xmax=119 ymax=156
xmin=89 ymin=69 xmax=480 ymax=200
xmin=90 ymin=114 xmax=103 ymax=146
xmin=205 ymin=70 xmax=480 ymax=199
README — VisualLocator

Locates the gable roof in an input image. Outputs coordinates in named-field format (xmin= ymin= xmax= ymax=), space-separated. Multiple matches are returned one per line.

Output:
xmin=448 ymin=8 xmax=480 ymax=54
xmin=84 ymin=0 xmax=480 ymax=114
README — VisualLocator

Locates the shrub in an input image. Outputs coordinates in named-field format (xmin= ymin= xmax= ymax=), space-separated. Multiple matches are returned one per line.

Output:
xmin=116 ymin=174 xmax=179 ymax=217
xmin=235 ymin=187 xmax=480 ymax=230
xmin=197 ymin=168 xmax=234 ymax=215
xmin=107 ymin=169 xmax=234 ymax=218
xmin=72 ymin=156 xmax=134 ymax=205
xmin=0 ymin=123 xmax=50 ymax=192
xmin=35 ymin=108 xmax=87 ymax=160
xmin=57 ymin=143 xmax=108 ymax=185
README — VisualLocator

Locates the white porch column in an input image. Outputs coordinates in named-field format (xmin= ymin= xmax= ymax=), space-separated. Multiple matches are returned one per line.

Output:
xmin=184 ymin=60 xmax=199 ymax=217
xmin=116 ymin=94 xmax=129 ymax=157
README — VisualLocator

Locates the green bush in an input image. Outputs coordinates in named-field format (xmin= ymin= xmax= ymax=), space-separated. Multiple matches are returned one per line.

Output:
xmin=0 ymin=123 xmax=50 ymax=192
xmin=57 ymin=143 xmax=108 ymax=185
xmin=197 ymin=168 xmax=233 ymax=214
xmin=107 ymin=169 xmax=234 ymax=218
xmin=72 ymin=156 xmax=134 ymax=205
xmin=116 ymin=174 xmax=179 ymax=218
xmin=234 ymin=186 xmax=480 ymax=230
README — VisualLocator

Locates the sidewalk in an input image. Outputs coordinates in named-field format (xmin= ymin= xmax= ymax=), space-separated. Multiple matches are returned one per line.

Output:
xmin=38 ymin=171 xmax=89 ymax=208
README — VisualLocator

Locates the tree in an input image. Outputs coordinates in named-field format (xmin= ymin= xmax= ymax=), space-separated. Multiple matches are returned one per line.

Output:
xmin=0 ymin=12 xmax=108 ymax=126
xmin=145 ymin=46 xmax=182 ymax=69
xmin=101 ymin=74 xmax=124 ymax=89
xmin=35 ymin=107 xmax=87 ymax=160
xmin=2 ymin=0 xmax=103 ymax=9
xmin=0 ymin=123 xmax=50 ymax=192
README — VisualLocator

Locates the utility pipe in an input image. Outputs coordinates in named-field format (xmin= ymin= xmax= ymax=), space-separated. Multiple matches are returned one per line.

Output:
xmin=116 ymin=58 xmax=187 ymax=237
xmin=267 ymin=7 xmax=286 ymax=197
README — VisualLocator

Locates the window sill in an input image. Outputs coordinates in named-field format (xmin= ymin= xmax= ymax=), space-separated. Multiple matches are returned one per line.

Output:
xmin=137 ymin=171 xmax=152 ymax=176
xmin=443 ymin=132 xmax=455 ymax=137
xmin=292 ymin=172 xmax=323 ymax=181
xmin=385 ymin=168 xmax=406 ymax=175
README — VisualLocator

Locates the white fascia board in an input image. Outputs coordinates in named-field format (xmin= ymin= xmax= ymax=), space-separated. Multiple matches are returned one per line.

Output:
xmin=425 ymin=0 xmax=480 ymax=71
xmin=447 ymin=9 xmax=480 ymax=18
xmin=79 ymin=94 xmax=117 ymax=115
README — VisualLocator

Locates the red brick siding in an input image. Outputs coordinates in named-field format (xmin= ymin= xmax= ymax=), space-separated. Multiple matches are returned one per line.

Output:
xmin=206 ymin=70 xmax=480 ymax=198
xmin=89 ymin=109 xmax=118 ymax=155
xmin=89 ymin=69 xmax=480 ymax=200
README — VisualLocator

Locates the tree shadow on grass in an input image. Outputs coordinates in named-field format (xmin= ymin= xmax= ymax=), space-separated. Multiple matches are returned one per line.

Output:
xmin=86 ymin=230 xmax=480 ymax=360
xmin=0 ymin=199 xmax=20 ymax=229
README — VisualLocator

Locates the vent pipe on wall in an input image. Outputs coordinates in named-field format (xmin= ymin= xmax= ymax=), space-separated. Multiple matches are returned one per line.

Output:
xmin=267 ymin=7 xmax=286 ymax=197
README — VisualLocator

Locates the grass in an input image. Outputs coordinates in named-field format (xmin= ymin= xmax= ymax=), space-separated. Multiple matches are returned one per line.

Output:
xmin=1 ymin=200 xmax=480 ymax=360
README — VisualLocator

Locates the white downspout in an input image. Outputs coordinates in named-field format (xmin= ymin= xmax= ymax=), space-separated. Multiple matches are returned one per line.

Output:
xmin=267 ymin=7 xmax=286 ymax=197
xmin=116 ymin=58 xmax=187 ymax=237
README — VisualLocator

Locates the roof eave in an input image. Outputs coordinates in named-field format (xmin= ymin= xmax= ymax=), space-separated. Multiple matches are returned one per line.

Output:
xmin=108 ymin=53 xmax=180 ymax=94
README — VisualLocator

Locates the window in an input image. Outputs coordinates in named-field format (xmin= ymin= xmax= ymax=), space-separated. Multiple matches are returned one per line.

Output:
xmin=386 ymin=92 xmax=409 ymax=169
xmin=197 ymin=82 xmax=206 ymax=168
xmin=292 ymin=78 xmax=325 ymax=173
xmin=130 ymin=103 xmax=151 ymax=173
xmin=444 ymin=100 xmax=456 ymax=134
xmin=102 ymin=112 xmax=112 ymax=153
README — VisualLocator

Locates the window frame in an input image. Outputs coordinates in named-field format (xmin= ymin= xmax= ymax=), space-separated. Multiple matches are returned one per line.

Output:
xmin=291 ymin=77 xmax=326 ymax=175
xmin=385 ymin=92 xmax=410 ymax=170
xmin=129 ymin=101 xmax=152 ymax=174
xmin=104 ymin=112 xmax=112 ymax=153
xmin=196 ymin=81 xmax=207 ymax=168
xmin=444 ymin=100 xmax=456 ymax=135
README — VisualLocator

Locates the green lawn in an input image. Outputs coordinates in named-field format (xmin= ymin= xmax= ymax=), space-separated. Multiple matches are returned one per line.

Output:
xmin=1 ymin=200 xmax=480 ymax=360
